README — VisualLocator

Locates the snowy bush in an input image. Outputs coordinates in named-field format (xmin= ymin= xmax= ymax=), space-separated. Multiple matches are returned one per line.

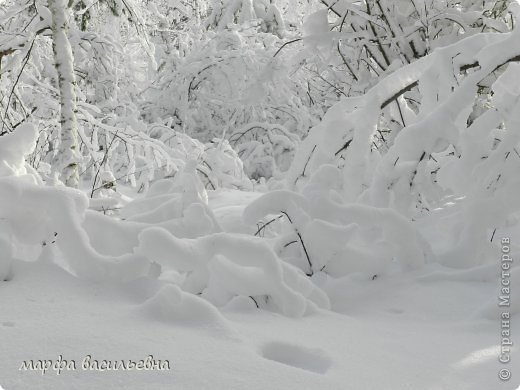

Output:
xmin=142 ymin=8 xmax=317 ymax=181
xmin=245 ymin=164 xmax=427 ymax=278
xmin=0 ymin=123 xmax=152 ymax=282
xmin=230 ymin=122 xmax=299 ymax=180
xmin=198 ymin=138 xmax=253 ymax=190
xmin=286 ymin=12 xmax=520 ymax=269
xmin=206 ymin=0 xmax=286 ymax=37
xmin=136 ymin=228 xmax=330 ymax=317
xmin=120 ymin=159 xmax=222 ymax=234
xmin=296 ymin=0 xmax=513 ymax=106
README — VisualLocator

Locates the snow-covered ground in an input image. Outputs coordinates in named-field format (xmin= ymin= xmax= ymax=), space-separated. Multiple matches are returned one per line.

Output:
xmin=1 ymin=188 xmax=518 ymax=390
xmin=2 ymin=3 xmax=520 ymax=388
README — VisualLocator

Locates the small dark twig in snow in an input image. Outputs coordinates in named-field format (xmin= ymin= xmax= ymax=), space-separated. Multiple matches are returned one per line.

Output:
xmin=281 ymin=211 xmax=313 ymax=276
xmin=490 ymin=228 xmax=497 ymax=242
xmin=254 ymin=215 xmax=284 ymax=237
xmin=249 ymin=296 xmax=259 ymax=308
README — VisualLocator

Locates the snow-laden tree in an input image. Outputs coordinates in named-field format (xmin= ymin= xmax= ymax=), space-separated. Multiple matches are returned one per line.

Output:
xmin=0 ymin=0 xmax=83 ymax=186
xmin=206 ymin=0 xmax=286 ymax=37
xmin=279 ymin=0 xmax=515 ymax=151
xmin=0 ymin=0 xmax=151 ymax=188
xmin=309 ymin=0 xmax=513 ymax=90
xmin=0 ymin=0 xmax=52 ymax=135
xmin=272 ymin=2 xmax=520 ymax=271
xmin=1 ymin=0 xmax=245 ymax=196
xmin=143 ymin=1 xmax=317 ymax=181
xmin=49 ymin=0 xmax=81 ymax=187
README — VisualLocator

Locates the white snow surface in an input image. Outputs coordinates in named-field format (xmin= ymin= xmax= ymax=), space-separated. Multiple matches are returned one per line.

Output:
xmin=1 ymin=184 xmax=519 ymax=389
xmin=3 ymin=19 xmax=520 ymax=390
xmin=1 ymin=257 xmax=518 ymax=389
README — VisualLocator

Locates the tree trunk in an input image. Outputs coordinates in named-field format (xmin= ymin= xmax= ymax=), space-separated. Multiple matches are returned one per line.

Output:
xmin=49 ymin=0 xmax=80 ymax=187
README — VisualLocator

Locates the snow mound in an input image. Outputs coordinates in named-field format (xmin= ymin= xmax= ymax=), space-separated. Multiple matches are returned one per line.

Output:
xmin=0 ymin=123 xmax=39 ymax=178
xmin=120 ymin=160 xmax=222 ymax=237
xmin=0 ymin=177 xmax=151 ymax=282
xmin=136 ymin=228 xmax=329 ymax=317
xmin=0 ymin=123 xmax=152 ymax=283
xmin=139 ymin=284 xmax=234 ymax=331
xmin=243 ymin=165 xmax=426 ymax=278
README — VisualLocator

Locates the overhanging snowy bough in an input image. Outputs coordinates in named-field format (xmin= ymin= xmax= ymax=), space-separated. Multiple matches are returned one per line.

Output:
xmin=0 ymin=124 xmax=151 ymax=282
xmin=244 ymin=165 xmax=427 ymax=278
xmin=286 ymin=26 xmax=520 ymax=268
xmin=0 ymin=127 xmax=328 ymax=318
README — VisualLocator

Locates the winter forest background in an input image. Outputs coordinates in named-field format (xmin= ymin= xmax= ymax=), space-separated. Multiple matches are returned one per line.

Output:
xmin=1 ymin=0 xmax=519 ymax=389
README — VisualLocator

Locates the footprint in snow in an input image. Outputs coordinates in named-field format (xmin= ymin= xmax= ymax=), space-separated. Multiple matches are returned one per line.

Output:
xmin=260 ymin=341 xmax=332 ymax=374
